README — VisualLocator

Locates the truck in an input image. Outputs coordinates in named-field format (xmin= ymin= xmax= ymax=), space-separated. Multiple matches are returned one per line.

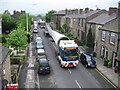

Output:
xmin=47 ymin=25 xmax=79 ymax=67
xmin=39 ymin=21 xmax=46 ymax=28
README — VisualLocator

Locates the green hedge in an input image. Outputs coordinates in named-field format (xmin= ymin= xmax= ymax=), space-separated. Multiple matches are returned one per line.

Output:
xmin=0 ymin=35 xmax=8 ymax=43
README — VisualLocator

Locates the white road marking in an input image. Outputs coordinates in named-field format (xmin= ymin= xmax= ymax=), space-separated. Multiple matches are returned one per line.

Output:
xmin=37 ymin=74 xmax=40 ymax=88
xmin=28 ymin=63 xmax=34 ymax=67
xmin=68 ymin=68 xmax=71 ymax=74
xmin=75 ymin=80 xmax=82 ymax=89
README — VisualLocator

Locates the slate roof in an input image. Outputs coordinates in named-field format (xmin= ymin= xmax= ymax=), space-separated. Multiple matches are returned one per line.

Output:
xmin=0 ymin=45 xmax=11 ymax=65
xmin=100 ymin=18 xmax=118 ymax=32
xmin=52 ymin=10 xmax=65 ymax=15
xmin=63 ymin=10 xmax=105 ymax=19
xmin=87 ymin=13 xmax=117 ymax=25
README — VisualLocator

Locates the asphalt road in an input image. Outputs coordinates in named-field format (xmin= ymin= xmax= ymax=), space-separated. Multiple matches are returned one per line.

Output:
xmin=18 ymin=24 xmax=115 ymax=89
xmin=32 ymin=25 xmax=114 ymax=89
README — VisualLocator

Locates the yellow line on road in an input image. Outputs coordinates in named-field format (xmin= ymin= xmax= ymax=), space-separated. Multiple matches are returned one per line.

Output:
xmin=95 ymin=68 xmax=119 ymax=90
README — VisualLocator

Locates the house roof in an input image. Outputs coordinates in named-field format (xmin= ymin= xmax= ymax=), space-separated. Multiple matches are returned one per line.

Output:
xmin=99 ymin=18 xmax=119 ymax=32
xmin=63 ymin=10 xmax=105 ymax=19
xmin=52 ymin=10 xmax=65 ymax=15
xmin=87 ymin=13 xmax=117 ymax=25
xmin=0 ymin=45 xmax=11 ymax=65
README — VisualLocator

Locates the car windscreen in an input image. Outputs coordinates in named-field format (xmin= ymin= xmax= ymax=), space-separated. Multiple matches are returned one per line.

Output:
xmin=40 ymin=63 xmax=49 ymax=67
xmin=37 ymin=42 xmax=43 ymax=46
xmin=86 ymin=55 xmax=92 ymax=62
xmin=64 ymin=49 xmax=78 ymax=56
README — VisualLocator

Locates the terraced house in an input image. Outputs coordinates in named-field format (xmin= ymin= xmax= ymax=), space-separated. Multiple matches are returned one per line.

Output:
xmin=0 ymin=45 xmax=11 ymax=89
xmin=51 ymin=10 xmax=66 ymax=30
xmin=87 ymin=7 xmax=117 ymax=53
xmin=61 ymin=8 xmax=107 ymax=41
xmin=96 ymin=16 xmax=119 ymax=69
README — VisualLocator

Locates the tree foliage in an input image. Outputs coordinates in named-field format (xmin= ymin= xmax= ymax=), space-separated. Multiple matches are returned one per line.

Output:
xmin=6 ymin=27 xmax=28 ymax=49
xmin=17 ymin=14 xmax=34 ymax=31
xmin=45 ymin=10 xmax=57 ymax=22
xmin=86 ymin=28 xmax=94 ymax=48
xmin=2 ymin=15 xmax=17 ymax=34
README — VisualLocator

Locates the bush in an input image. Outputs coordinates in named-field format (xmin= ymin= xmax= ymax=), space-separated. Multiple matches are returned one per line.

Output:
xmin=10 ymin=52 xmax=14 ymax=57
xmin=0 ymin=35 xmax=8 ymax=43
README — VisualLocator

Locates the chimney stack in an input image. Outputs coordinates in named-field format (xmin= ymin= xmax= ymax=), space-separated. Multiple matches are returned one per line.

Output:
xmin=65 ymin=9 xmax=68 ymax=15
xmin=79 ymin=9 xmax=83 ymax=14
xmin=75 ymin=9 xmax=78 ymax=14
xmin=109 ymin=7 xmax=117 ymax=15
xmin=85 ymin=8 xmax=89 ymax=13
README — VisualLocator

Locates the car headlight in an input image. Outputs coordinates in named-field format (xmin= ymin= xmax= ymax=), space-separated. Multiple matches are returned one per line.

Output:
xmin=88 ymin=63 xmax=90 ymax=66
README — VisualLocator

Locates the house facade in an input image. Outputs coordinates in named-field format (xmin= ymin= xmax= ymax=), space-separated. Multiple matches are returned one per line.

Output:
xmin=61 ymin=8 xmax=107 ymax=41
xmin=51 ymin=10 xmax=66 ymax=30
xmin=87 ymin=8 xmax=117 ymax=52
xmin=96 ymin=18 xmax=119 ymax=68
xmin=11 ymin=10 xmax=25 ymax=20
xmin=0 ymin=45 xmax=11 ymax=89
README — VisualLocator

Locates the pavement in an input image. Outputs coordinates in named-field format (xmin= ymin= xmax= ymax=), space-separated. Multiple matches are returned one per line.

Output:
xmin=79 ymin=46 xmax=119 ymax=89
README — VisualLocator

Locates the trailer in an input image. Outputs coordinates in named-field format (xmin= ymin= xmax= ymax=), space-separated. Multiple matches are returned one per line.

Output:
xmin=47 ymin=25 xmax=79 ymax=67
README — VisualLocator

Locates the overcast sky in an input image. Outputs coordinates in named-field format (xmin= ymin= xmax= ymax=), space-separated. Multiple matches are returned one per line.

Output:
xmin=0 ymin=0 xmax=119 ymax=15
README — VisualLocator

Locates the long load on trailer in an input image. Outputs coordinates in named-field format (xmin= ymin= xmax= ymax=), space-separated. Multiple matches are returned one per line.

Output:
xmin=47 ymin=25 xmax=79 ymax=67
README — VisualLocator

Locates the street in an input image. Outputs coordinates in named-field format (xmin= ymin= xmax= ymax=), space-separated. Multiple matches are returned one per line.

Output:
xmin=18 ymin=24 xmax=115 ymax=89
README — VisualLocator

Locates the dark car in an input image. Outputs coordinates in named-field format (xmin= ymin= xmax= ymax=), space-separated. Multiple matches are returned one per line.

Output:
xmin=37 ymin=58 xmax=50 ymax=74
xmin=80 ymin=52 xmax=96 ymax=68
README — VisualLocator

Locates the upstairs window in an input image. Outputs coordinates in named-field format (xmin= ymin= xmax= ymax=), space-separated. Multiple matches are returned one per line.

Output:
xmin=110 ymin=32 xmax=115 ymax=44
xmin=101 ymin=31 xmax=106 ymax=41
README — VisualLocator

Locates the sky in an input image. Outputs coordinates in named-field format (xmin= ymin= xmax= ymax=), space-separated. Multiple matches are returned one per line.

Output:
xmin=0 ymin=0 xmax=119 ymax=15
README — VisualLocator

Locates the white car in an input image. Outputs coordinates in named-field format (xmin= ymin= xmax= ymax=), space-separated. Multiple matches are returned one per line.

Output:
xmin=33 ymin=28 xmax=38 ymax=33
xmin=36 ymin=37 xmax=42 ymax=43
xmin=37 ymin=49 xmax=46 ymax=58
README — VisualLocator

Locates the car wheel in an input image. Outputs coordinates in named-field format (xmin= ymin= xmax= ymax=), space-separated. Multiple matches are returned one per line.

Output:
xmin=38 ymin=71 xmax=40 ymax=74
xmin=85 ymin=64 xmax=88 ymax=68
xmin=60 ymin=64 xmax=63 ymax=68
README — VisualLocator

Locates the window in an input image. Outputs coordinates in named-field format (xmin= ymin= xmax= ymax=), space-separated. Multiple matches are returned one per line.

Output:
xmin=110 ymin=32 xmax=115 ymax=44
xmin=101 ymin=31 xmax=106 ymax=41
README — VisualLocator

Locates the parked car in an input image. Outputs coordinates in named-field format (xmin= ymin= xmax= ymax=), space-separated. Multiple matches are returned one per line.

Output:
xmin=36 ymin=49 xmax=46 ymax=59
xmin=37 ymin=58 xmax=50 ymax=74
xmin=33 ymin=28 xmax=38 ymax=33
xmin=36 ymin=42 xmax=44 ymax=49
xmin=36 ymin=37 xmax=42 ymax=43
xmin=80 ymin=52 xmax=96 ymax=68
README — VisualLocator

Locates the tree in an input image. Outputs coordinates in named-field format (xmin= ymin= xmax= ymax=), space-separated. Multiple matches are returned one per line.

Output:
xmin=6 ymin=27 xmax=28 ymax=52
xmin=62 ymin=24 xmax=68 ymax=33
xmin=45 ymin=10 xmax=57 ymax=22
xmin=17 ymin=14 xmax=34 ymax=31
xmin=86 ymin=28 xmax=94 ymax=49
xmin=2 ymin=15 xmax=17 ymax=34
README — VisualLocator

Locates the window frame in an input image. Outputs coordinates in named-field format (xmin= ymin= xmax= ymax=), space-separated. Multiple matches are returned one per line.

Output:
xmin=110 ymin=32 xmax=115 ymax=45
xmin=101 ymin=31 xmax=106 ymax=41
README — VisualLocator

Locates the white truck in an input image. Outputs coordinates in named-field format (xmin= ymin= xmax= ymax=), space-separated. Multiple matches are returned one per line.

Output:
xmin=47 ymin=25 xmax=79 ymax=67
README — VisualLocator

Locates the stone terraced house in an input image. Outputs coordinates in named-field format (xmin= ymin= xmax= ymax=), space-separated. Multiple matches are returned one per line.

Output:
xmin=61 ymin=8 xmax=107 ymax=41
xmin=96 ymin=17 xmax=119 ymax=69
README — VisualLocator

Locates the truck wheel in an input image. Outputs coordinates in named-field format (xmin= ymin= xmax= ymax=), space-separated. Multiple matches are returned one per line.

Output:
xmin=60 ymin=64 xmax=63 ymax=68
